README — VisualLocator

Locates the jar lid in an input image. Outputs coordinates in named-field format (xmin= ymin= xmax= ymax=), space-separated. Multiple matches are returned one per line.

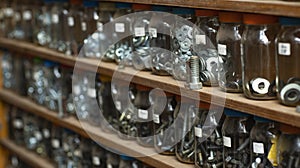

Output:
xmin=280 ymin=123 xmax=300 ymax=134
xmin=254 ymin=116 xmax=273 ymax=123
xmin=224 ymin=108 xmax=251 ymax=117
xmin=279 ymin=17 xmax=300 ymax=26
xmin=120 ymin=155 xmax=135 ymax=161
xmin=219 ymin=11 xmax=242 ymax=23
xmin=243 ymin=14 xmax=278 ymax=25
xmin=152 ymin=5 xmax=171 ymax=12
xmin=83 ymin=0 xmax=98 ymax=7
xmin=195 ymin=9 xmax=218 ymax=17
xmin=172 ymin=7 xmax=195 ymax=15
xmin=44 ymin=60 xmax=58 ymax=67
xmin=132 ymin=4 xmax=152 ymax=10
xmin=69 ymin=0 xmax=82 ymax=5
xmin=136 ymin=84 xmax=151 ymax=91
xmin=115 ymin=2 xmax=132 ymax=9
xmin=99 ymin=75 xmax=111 ymax=82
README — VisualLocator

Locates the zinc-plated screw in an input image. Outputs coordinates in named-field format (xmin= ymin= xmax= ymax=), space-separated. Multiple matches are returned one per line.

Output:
xmin=186 ymin=56 xmax=202 ymax=90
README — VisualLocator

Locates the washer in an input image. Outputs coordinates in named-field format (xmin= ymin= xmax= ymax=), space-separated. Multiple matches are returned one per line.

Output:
xmin=251 ymin=77 xmax=270 ymax=95
xmin=280 ymin=83 xmax=300 ymax=104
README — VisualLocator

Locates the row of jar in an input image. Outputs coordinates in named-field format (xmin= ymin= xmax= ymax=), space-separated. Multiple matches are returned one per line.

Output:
xmin=8 ymin=106 xmax=153 ymax=168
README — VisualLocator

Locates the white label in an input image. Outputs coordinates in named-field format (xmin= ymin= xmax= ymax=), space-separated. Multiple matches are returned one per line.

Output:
xmin=278 ymin=42 xmax=291 ymax=56
xmin=52 ymin=14 xmax=59 ymax=24
xmin=195 ymin=35 xmax=206 ymax=45
xmin=97 ymin=22 xmax=103 ymax=31
xmin=88 ymin=88 xmax=96 ymax=98
xmin=134 ymin=27 xmax=145 ymax=37
xmin=218 ymin=44 xmax=227 ymax=56
xmin=52 ymin=139 xmax=60 ymax=148
xmin=149 ymin=28 xmax=157 ymax=38
xmin=73 ymin=85 xmax=81 ymax=95
xmin=81 ymin=22 xmax=87 ymax=31
xmin=13 ymin=119 xmax=23 ymax=129
xmin=194 ymin=127 xmax=203 ymax=138
xmin=68 ymin=17 xmax=74 ymax=27
xmin=14 ymin=12 xmax=21 ymax=22
xmin=223 ymin=136 xmax=231 ymax=147
xmin=115 ymin=101 xmax=121 ymax=111
xmin=23 ymin=10 xmax=32 ymax=20
xmin=4 ymin=8 xmax=13 ymax=17
xmin=138 ymin=109 xmax=148 ymax=120
xmin=253 ymin=142 xmax=264 ymax=154
xmin=153 ymin=114 xmax=160 ymax=124
xmin=93 ymin=12 xmax=99 ymax=20
xmin=43 ymin=129 xmax=50 ymax=138
xmin=115 ymin=23 xmax=125 ymax=33
xmin=93 ymin=156 xmax=101 ymax=165
xmin=34 ymin=131 xmax=42 ymax=141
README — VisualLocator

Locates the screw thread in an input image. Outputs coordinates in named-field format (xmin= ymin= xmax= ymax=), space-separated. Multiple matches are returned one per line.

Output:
xmin=190 ymin=56 xmax=200 ymax=83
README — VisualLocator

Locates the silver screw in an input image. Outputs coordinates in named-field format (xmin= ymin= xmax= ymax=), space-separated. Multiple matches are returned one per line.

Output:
xmin=185 ymin=56 xmax=202 ymax=90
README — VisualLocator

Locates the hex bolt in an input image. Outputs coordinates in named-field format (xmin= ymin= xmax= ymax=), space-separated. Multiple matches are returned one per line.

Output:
xmin=185 ymin=56 xmax=203 ymax=90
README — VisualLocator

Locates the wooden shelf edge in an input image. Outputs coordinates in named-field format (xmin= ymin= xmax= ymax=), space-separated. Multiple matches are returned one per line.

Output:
xmin=0 ymin=139 xmax=55 ymax=168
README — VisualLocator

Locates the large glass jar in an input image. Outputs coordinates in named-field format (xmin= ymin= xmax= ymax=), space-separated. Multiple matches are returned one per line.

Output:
xmin=193 ymin=9 xmax=219 ymax=86
xmin=194 ymin=103 xmax=224 ymax=168
xmin=174 ymin=96 xmax=197 ymax=163
xmin=217 ymin=12 xmax=243 ymax=92
xmin=171 ymin=7 xmax=195 ymax=81
xmin=134 ymin=85 xmax=153 ymax=147
xmin=249 ymin=116 xmax=279 ymax=168
xmin=152 ymin=91 xmax=177 ymax=155
xmin=277 ymin=124 xmax=300 ymax=168
xmin=241 ymin=14 xmax=279 ymax=99
xmin=222 ymin=108 xmax=254 ymax=168
xmin=276 ymin=17 xmax=300 ymax=106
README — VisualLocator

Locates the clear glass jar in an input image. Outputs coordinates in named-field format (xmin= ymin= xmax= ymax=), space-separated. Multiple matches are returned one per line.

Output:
xmin=241 ymin=14 xmax=279 ymax=99
xmin=50 ymin=125 xmax=65 ymax=167
xmin=23 ymin=113 xmax=40 ymax=151
xmin=2 ymin=50 xmax=14 ymax=90
xmin=60 ymin=65 xmax=74 ymax=117
xmin=91 ymin=142 xmax=106 ymax=168
xmin=3 ymin=2 xmax=14 ymax=38
xmin=8 ymin=0 xmax=24 ymax=40
xmin=193 ymin=9 xmax=219 ymax=86
xmin=276 ymin=17 xmax=300 ymax=106
xmin=62 ymin=129 xmax=81 ymax=168
xmin=194 ymin=103 xmax=224 ymax=168
xmin=174 ymin=96 xmax=197 ymax=163
xmin=20 ymin=0 xmax=34 ymax=42
xmin=112 ymin=2 xmax=133 ymax=65
xmin=72 ymin=71 xmax=88 ymax=121
xmin=80 ymin=138 xmax=93 ymax=167
xmin=171 ymin=8 xmax=195 ymax=81
xmin=149 ymin=6 xmax=172 ymax=76
xmin=9 ymin=107 xmax=25 ymax=146
xmin=217 ymin=12 xmax=243 ymax=92
xmin=222 ymin=108 xmax=254 ymax=168
xmin=277 ymin=124 xmax=300 ymax=168
xmin=249 ymin=116 xmax=279 ymax=168
xmin=31 ymin=58 xmax=47 ymax=105
xmin=134 ymin=85 xmax=153 ymax=147
xmin=152 ymin=91 xmax=177 ymax=155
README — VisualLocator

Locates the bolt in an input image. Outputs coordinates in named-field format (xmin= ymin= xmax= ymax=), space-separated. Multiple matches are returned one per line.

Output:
xmin=185 ymin=56 xmax=202 ymax=90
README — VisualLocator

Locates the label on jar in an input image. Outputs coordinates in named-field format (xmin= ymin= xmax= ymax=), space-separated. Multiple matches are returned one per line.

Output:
xmin=149 ymin=28 xmax=157 ymax=38
xmin=153 ymin=114 xmax=160 ymax=124
xmin=81 ymin=22 xmax=87 ymax=31
xmin=13 ymin=119 xmax=23 ymax=129
xmin=194 ymin=127 xmax=202 ymax=138
xmin=134 ymin=27 xmax=145 ymax=37
xmin=115 ymin=101 xmax=121 ymax=111
xmin=88 ymin=88 xmax=96 ymax=98
xmin=68 ymin=16 xmax=74 ymax=27
xmin=43 ymin=128 xmax=50 ymax=138
xmin=253 ymin=142 xmax=264 ymax=154
xmin=278 ymin=42 xmax=291 ymax=56
xmin=115 ymin=23 xmax=125 ymax=33
xmin=34 ymin=131 xmax=43 ymax=141
xmin=73 ymin=85 xmax=81 ymax=95
xmin=138 ymin=109 xmax=148 ymax=120
xmin=52 ymin=14 xmax=59 ymax=24
xmin=218 ymin=44 xmax=227 ymax=56
xmin=51 ymin=139 xmax=60 ymax=148
xmin=97 ymin=22 xmax=103 ymax=32
xmin=4 ymin=8 xmax=13 ymax=17
xmin=223 ymin=136 xmax=231 ymax=147
xmin=22 ymin=10 xmax=32 ymax=21
xmin=93 ymin=156 xmax=101 ymax=165
xmin=14 ymin=12 xmax=21 ymax=22
xmin=195 ymin=35 xmax=206 ymax=45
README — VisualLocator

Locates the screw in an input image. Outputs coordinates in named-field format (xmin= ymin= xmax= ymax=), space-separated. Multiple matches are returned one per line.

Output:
xmin=185 ymin=56 xmax=202 ymax=90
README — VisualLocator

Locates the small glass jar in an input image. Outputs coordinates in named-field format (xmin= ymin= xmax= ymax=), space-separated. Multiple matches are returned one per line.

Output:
xmin=193 ymin=9 xmax=219 ymax=86
xmin=72 ymin=71 xmax=88 ymax=121
xmin=9 ymin=107 xmax=25 ymax=146
xmin=171 ymin=7 xmax=195 ymax=81
xmin=80 ymin=138 xmax=93 ymax=167
xmin=277 ymin=124 xmax=300 ymax=168
xmin=249 ymin=116 xmax=279 ymax=168
xmin=217 ymin=12 xmax=243 ymax=92
xmin=60 ymin=65 xmax=74 ymax=117
xmin=91 ymin=142 xmax=106 ymax=168
xmin=9 ymin=0 xmax=24 ymax=40
xmin=276 ymin=17 xmax=300 ymax=107
xmin=152 ymin=91 xmax=177 ymax=155
xmin=222 ymin=108 xmax=254 ymax=168
xmin=241 ymin=14 xmax=279 ymax=99
xmin=23 ymin=113 xmax=40 ymax=151
xmin=194 ymin=103 xmax=224 ymax=168
xmin=2 ymin=50 xmax=14 ymax=90
xmin=31 ymin=58 xmax=47 ymax=105
xmin=174 ymin=96 xmax=197 ymax=163
xmin=20 ymin=0 xmax=34 ymax=42
xmin=134 ymin=85 xmax=153 ymax=147
xmin=3 ymin=2 xmax=15 ymax=38
xmin=62 ymin=129 xmax=81 ymax=168
xmin=50 ymin=125 xmax=65 ymax=167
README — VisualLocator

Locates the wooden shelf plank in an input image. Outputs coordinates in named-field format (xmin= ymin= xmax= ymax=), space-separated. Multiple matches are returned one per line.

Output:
xmin=0 ymin=89 xmax=192 ymax=168
xmin=0 ymin=139 xmax=55 ymax=168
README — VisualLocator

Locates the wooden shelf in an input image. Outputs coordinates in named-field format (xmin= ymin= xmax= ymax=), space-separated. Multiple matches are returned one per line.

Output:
xmin=0 ymin=139 xmax=55 ymax=168
xmin=103 ymin=0 xmax=300 ymax=17
xmin=0 ymin=89 xmax=192 ymax=168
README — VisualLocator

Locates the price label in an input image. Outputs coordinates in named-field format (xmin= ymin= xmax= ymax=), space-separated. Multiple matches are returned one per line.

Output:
xmin=52 ymin=139 xmax=60 ymax=148
xmin=68 ymin=16 xmax=74 ymax=27
xmin=134 ymin=27 xmax=145 ymax=37
xmin=115 ymin=23 xmax=125 ymax=33
xmin=97 ymin=22 xmax=103 ymax=31
xmin=115 ymin=101 xmax=121 ymax=111
xmin=195 ymin=35 xmax=206 ymax=45
xmin=73 ymin=85 xmax=81 ymax=95
xmin=153 ymin=114 xmax=160 ymax=124
xmin=218 ymin=44 xmax=227 ymax=56
xmin=149 ymin=28 xmax=157 ymax=38
xmin=194 ymin=127 xmax=202 ymax=138
xmin=223 ymin=136 xmax=231 ymax=147
xmin=81 ymin=22 xmax=87 ymax=31
xmin=138 ymin=109 xmax=148 ymax=120
xmin=52 ymin=14 xmax=59 ymax=24
xmin=253 ymin=142 xmax=265 ymax=154
xmin=93 ymin=156 xmax=101 ymax=165
xmin=88 ymin=88 xmax=96 ymax=98
xmin=23 ymin=10 xmax=32 ymax=20
xmin=278 ymin=42 xmax=291 ymax=56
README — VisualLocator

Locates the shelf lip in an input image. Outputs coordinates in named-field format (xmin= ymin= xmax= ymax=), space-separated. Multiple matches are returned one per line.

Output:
xmin=0 ymin=139 xmax=55 ymax=168
xmin=0 ymin=89 xmax=192 ymax=168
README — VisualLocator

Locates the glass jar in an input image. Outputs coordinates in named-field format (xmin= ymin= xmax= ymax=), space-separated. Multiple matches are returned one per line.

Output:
xmin=194 ymin=103 xmax=224 ymax=168
xmin=174 ymin=96 xmax=197 ymax=163
xmin=222 ymin=108 xmax=254 ymax=168
xmin=152 ymin=91 xmax=177 ymax=155
xmin=193 ymin=9 xmax=219 ymax=86
xmin=277 ymin=124 xmax=300 ymax=168
xmin=91 ymin=142 xmax=106 ymax=168
xmin=171 ymin=7 xmax=195 ymax=81
xmin=62 ymin=129 xmax=81 ymax=168
xmin=134 ymin=85 xmax=153 ymax=147
xmin=9 ymin=107 xmax=25 ymax=146
xmin=20 ymin=0 xmax=34 ymax=42
xmin=276 ymin=17 xmax=300 ymax=106
xmin=241 ymin=14 xmax=279 ymax=99
xmin=131 ymin=4 xmax=152 ymax=71
xmin=61 ymin=65 xmax=74 ymax=117
xmin=23 ymin=113 xmax=40 ymax=151
xmin=72 ymin=71 xmax=88 ymax=121
xmin=8 ymin=0 xmax=24 ymax=40
xmin=3 ymin=1 xmax=14 ymax=38
xmin=50 ymin=125 xmax=65 ymax=167
xmin=31 ymin=58 xmax=47 ymax=105
xmin=80 ymin=138 xmax=93 ymax=167
xmin=217 ymin=12 xmax=243 ymax=92
xmin=249 ymin=116 xmax=279 ymax=168
xmin=12 ymin=54 xmax=26 ymax=96
xmin=106 ymin=150 xmax=120 ymax=168
xmin=149 ymin=5 xmax=172 ymax=76
xmin=2 ymin=50 xmax=14 ymax=90
xmin=112 ymin=2 xmax=133 ymax=65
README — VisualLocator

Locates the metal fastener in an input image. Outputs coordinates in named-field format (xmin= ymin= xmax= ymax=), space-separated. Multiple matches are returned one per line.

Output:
xmin=185 ymin=56 xmax=202 ymax=90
